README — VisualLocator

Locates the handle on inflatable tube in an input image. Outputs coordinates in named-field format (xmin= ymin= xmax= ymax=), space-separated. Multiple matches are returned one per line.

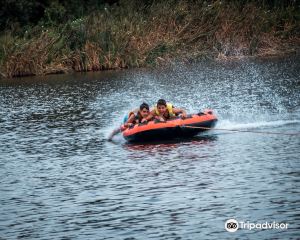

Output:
xmin=138 ymin=121 xmax=148 ymax=126
xmin=203 ymin=109 xmax=213 ymax=115
xmin=154 ymin=119 xmax=167 ymax=124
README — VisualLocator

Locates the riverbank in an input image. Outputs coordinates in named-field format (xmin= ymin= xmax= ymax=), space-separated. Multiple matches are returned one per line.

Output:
xmin=0 ymin=0 xmax=299 ymax=78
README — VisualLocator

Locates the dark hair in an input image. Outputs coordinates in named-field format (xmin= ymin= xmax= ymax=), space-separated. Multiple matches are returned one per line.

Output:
xmin=157 ymin=99 xmax=167 ymax=106
xmin=140 ymin=102 xmax=149 ymax=111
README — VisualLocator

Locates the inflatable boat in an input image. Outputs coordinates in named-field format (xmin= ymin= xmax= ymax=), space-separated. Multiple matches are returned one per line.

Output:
xmin=122 ymin=109 xmax=217 ymax=142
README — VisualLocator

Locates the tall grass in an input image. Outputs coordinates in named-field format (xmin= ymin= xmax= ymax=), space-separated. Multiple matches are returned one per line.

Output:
xmin=0 ymin=0 xmax=299 ymax=78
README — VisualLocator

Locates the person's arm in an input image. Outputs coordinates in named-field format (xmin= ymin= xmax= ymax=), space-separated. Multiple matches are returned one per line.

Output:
xmin=140 ymin=118 xmax=148 ymax=123
xmin=145 ymin=113 xmax=154 ymax=121
xmin=124 ymin=114 xmax=135 ymax=127
xmin=173 ymin=108 xmax=187 ymax=118
xmin=145 ymin=110 xmax=156 ymax=121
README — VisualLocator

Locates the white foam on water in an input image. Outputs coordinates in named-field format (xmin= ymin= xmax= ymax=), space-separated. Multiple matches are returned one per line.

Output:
xmin=99 ymin=58 xmax=300 ymax=142
xmin=217 ymin=119 xmax=300 ymax=130
xmin=103 ymin=112 xmax=127 ymax=141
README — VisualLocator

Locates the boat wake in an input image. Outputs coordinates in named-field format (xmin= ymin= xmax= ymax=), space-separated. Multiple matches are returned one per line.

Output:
xmin=217 ymin=119 xmax=300 ymax=130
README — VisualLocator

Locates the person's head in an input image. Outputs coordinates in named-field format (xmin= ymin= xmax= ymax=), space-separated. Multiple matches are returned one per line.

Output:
xmin=156 ymin=99 xmax=167 ymax=114
xmin=139 ymin=102 xmax=150 ymax=118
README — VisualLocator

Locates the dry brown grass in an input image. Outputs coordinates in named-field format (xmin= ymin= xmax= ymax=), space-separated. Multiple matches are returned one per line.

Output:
xmin=2 ymin=32 xmax=69 ymax=77
xmin=1 ymin=0 xmax=299 ymax=78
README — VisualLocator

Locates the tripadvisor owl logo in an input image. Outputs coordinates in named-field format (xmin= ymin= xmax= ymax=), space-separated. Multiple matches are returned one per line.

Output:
xmin=225 ymin=219 xmax=239 ymax=232
xmin=224 ymin=219 xmax=289 ymax=232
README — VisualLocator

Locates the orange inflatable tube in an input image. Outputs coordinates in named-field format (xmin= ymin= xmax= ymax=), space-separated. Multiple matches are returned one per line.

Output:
xmin=122 ymin=109 xmax=217 ymax=142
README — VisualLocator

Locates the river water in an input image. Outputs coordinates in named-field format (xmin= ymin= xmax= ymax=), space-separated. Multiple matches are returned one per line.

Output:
xmin=0 ymin=56 xmax=299 ymax=239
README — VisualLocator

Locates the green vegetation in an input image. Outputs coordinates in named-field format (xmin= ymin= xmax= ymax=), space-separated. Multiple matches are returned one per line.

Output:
xmin=0 ymin=0 xmax=299 ymax=78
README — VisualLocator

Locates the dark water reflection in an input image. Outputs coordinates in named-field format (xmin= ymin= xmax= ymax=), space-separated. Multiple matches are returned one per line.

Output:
xmin=0 ymin=56 xmax=300 ymax=239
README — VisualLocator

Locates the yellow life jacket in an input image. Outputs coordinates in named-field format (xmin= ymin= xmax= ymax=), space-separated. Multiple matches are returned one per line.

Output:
xmin=154 ymin=103 xmax=175 ymax=118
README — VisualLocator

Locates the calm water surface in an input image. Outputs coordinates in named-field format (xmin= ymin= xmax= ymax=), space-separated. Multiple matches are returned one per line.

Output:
xmin=0 ymin=56 xmax=299 ymax=239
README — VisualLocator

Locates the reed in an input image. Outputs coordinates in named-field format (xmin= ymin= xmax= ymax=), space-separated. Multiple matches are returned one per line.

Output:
xmin=0 ymin=0 xmax=299 ymax=78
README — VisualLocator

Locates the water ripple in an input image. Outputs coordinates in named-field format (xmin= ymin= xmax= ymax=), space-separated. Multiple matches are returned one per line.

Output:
xmin=0 ymin=56 xmax=299 ymax=239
